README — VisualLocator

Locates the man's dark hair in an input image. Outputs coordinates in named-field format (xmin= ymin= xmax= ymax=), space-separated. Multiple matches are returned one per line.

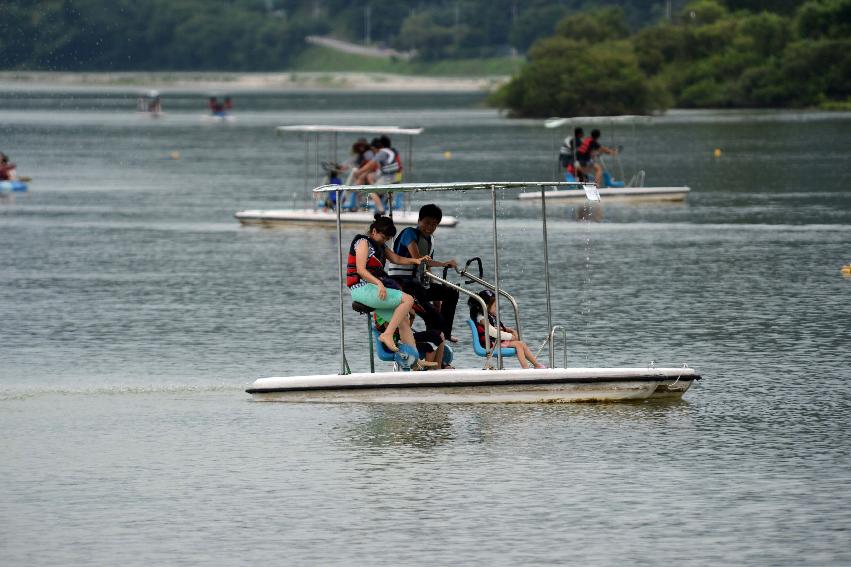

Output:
xmin=591 ymin=129 xmax=601 ymax=138
xmin=379 ymin=135 xmax=392 ymax=148
xmin=370 ymin=137 xmax=382 ymax=149
xmin=574 ymin=127 xmax=584 ymax=137
xmin=418 ymin=203 xmax=443 ymax=222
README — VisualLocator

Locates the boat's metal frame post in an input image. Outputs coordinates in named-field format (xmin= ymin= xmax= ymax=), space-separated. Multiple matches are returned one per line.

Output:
xmin=301 ymin=133 xmax=310 ymax=207
xmin=367 ymin=315 xmax=375 ymax=373
xmin=405 ymin=135 xmax=414 ymax=211
xmin=552 ymin=127 xmax=558 ymax=182
xmin=314 ymin=132 xmax=321 ymax=198
xmin=335 ymin=190 xmax=349 ymax=375
xmin=541 ymin=186 xmax=554 ymax=367
xmin=388 ymin=191 xmax=394 ymax=220
xmin=490 ymin=185 xmax=503 ymax=370
xmin=549 ymin=325 xmax=567 ymax=367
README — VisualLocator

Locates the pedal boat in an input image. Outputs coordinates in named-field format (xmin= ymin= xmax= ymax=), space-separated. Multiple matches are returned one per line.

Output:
xmin=235 ymin=125 xmax=458 ymax=228
xmin=246 ymin=181 xmax=700 ymax=403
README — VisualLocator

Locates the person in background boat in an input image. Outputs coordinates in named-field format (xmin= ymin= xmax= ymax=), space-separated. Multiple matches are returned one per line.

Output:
xmin=347 ymin=215 xmax=433 ymax=368
xmin=339 ymin=138 xmax=374 ymax=187
xmin=576 ymin=129 xmax=617 ymax=187
xmin=321 ymin=162 xmax=344 ymax=211
xmin=386 ymin=203 xmax=460 ymax=343
xmin=148 ymin=95 xmax=162 ymax=114
xmin=559 ymin=127 xmax=585 ymax=182
xmin=469 ymin=290 xmax=546 ymax=369
xmin=224 ymin=96 xmax=232 ymax=111
xmin=0 ymin=153 xmax=18 ymax=181
xmin=208 ymin=96 xmax=225 ymax=116
xmin=354 ymin=136 xmax=403 ymax=213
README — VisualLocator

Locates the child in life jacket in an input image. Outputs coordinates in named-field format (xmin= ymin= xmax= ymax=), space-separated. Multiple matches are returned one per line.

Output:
xmin=469 ymin=290 xmax=546 ymax=369
xmin=374 ymin=311 xmax=445 ymax=369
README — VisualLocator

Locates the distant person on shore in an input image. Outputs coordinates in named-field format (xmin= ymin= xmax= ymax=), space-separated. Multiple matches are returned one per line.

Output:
xmin=559 ymin=127 xmax=584 ymax=181
xmin=577 ymin=129 xmax=617 ymax=186
xmin=224 ymin=96 xmax=232 ymax=111
xmin=354 ymin=136 xmax=403 ymax=213
xmin=0 ymin=153 xmax=18 ymax=181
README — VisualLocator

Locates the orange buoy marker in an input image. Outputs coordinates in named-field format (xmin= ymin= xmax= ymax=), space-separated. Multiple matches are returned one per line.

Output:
xmin=443 ymin=150 xmax=452 ymax=160
xmin=841 ymin=264 xmax=851 ymax=277
xmin=713 ymin=148 xmax=722 ymax=158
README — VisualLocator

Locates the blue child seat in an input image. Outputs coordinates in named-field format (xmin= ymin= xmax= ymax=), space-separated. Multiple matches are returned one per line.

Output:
xmin=466 ymin=319 xmax=516 ymax=357
xmin=371 ymin=324 xmax=397 ymax=362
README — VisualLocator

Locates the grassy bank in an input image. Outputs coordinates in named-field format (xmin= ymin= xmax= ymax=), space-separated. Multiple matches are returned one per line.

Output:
xmin=288 ymin=45 xmax=522 ymax=77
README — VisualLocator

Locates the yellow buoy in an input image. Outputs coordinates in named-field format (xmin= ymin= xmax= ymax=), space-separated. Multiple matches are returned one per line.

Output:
xmin=713 ymin=148 xmax=722 ymax=158
xmin=841 ymin=264 xmax=851 ymax=276
xmin=443 ymin=150 xmax=452 ymax=160
xmin=169 ymin=151 xmax=181 ymax=160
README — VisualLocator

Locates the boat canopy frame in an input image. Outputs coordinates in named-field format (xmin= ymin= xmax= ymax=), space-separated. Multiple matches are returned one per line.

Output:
xmin=314 ymin=180 xmax=596 ymax=372
xmin=276 ymin=125 xmax=423 ymax=208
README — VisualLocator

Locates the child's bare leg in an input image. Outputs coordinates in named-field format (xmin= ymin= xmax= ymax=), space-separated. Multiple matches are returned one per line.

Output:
xmin=425 ymin=349 xmax=439 ymax=369
xmin=370 ymin=192 xmax=384 ymax=212
xmin=519 ymin=342 xmax=544 ymax=368
xmin=508 ymin=341 xmax=529 ymax=368
xmin=434 ymin=342 xmax=445 ymax=369
xmin=379 ymin=294 xmax=414 ymax=352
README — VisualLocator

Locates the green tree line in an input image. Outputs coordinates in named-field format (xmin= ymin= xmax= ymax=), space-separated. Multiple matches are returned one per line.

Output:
xmin=2 ymin=0 xmax=695 ymax=71
xmin=490 ymin=0 xmax=851 ymax=116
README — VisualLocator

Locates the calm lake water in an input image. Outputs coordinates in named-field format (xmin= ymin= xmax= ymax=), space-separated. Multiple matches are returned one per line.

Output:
xmin=2 ymin=89 xmax=850 ymax=565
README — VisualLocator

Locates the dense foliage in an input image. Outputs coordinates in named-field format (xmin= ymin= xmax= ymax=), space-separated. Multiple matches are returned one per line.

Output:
xmin=492 ymin=0 xmax=851 ymax=116
xmin=1 ymin=0 xmax=689 ymax=70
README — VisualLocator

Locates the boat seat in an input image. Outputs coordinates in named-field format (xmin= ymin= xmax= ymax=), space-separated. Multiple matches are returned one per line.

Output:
xmin=371 ymin=324 xmax=397 ymax=362
xmin=466 ymin=319 xmax=516 ymax=357
xmin=351 ymin=301 xmax=375 ymax=314
xmin=351 ymin=302 xmax=396 ymax=362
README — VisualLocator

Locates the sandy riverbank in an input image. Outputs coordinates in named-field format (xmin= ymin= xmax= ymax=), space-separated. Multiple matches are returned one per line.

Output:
xmin=0 ymin=71 xmax=507 ymax=93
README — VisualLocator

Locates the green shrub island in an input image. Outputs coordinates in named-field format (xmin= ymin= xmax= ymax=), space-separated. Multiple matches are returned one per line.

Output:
xmin=490 ymin=0 xmax=851 ymax=116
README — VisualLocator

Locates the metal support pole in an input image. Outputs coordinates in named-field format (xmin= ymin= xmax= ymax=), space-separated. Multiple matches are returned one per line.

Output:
xmin=541 ymin=187 xmax=554 ymax=367
xmin=367 ymin=315 xmax=375 ymax=373
xmin=336 ymin=189 xmax=349 ymax=375
xmin=302 ymin=133 xmax=309 ymax=207
xmin=491 ymin=185 xmax=503 ymax=370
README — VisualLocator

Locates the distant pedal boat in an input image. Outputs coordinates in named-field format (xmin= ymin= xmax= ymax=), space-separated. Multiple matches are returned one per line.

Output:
xmin=518 ymin=185 xmax=690 ymax=202
xmin=235 ymin=125 xmax=442 ymax=228
xmin=235 ymin=208 xmax=457 ymax=227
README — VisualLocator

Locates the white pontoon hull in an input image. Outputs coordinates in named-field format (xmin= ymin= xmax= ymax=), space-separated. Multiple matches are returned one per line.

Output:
xmin=518 ymin=186 xmax=690 ymax=203
xmin=235 ymin=208 xmax=458 ymax=227
xmin=246 ymin=367 xmax=699 ymax=403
